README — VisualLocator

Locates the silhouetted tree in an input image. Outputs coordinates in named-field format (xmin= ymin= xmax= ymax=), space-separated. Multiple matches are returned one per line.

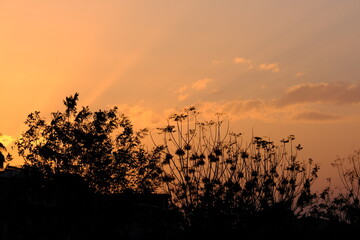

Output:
xmin=15 ymin=93 xmax=162 ymax=194
xmin=0 ymin=142 xmax=5 ymax=169
xmin=153 ymin=107 xmax=319 ymax=232
xmin=0 ymin=137 xmax=12 ymax=169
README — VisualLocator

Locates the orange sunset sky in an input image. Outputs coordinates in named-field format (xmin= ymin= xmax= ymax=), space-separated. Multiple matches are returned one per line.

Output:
xmin=1 ymin=0 xmax=359 ymax=191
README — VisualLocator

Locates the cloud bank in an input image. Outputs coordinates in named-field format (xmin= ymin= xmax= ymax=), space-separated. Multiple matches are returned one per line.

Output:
xmin=291 ymin=111 xmax=344 ymax=122
xmin=117 ymin=82 xmax=358 ymax=128
xmin=277 ymin=82 xmax=360 ymax=106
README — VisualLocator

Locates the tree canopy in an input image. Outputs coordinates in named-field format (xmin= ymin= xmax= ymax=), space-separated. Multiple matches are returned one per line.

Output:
xmin=15 ymin=93 xmax=162 ymax=194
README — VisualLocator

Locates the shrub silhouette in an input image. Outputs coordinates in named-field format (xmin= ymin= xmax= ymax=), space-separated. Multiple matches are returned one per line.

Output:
xmin=153 ymin=107 xmax=319 ymax=233
xmin=15 ymin=93 xmax=163 ymax=194
xmin=310 ymin=149 xmax=360 ymax=228
xmin=4 ymin=96 xmax=360 ymax=238
xmin=333 ymin=149 xmax=360 ymax=223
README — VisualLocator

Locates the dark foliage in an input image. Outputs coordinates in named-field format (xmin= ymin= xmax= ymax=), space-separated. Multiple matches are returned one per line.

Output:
xmin=15 ymin=93 xmax=162 ymax=194
xmin=153 ymin=107 xmax=320 ymax=233
xmin=1 ymin=96 xmax=360 ymax=239
xmin=308 ymin=149 xmax=360 ymax=230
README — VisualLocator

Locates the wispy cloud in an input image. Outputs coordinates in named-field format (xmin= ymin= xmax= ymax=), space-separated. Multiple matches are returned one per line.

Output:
xmin=191 ymin=78 xmax=214 ymax=90
xmin=193 ymin=99 xmax=351 ymax=123
xmin=291 ymin=111 xmax=344 ymax=122
xmin=295 ymin=72 xmax=305 ymax=78
xmin=233 ymin=57 xmax=254 ymax=70
xmin=233 ymin=57 xmax=281 ymax=73
xmin=115 ymin=104 xmax=164 ymax=129
xmin=173 ymin=79 xmax=215 ymax=102
xmin=178 ymin=94 xmax=189 ymax=101
xmin=277 ymin=82 xmax=360 ymax=106
xmin=258 ymin=63 xmax=280 ymax=73
xmin=173 ymin=85 xmax=188 ymax=94
xmin=194 ymin=99 xmax=273 ymax=121
xmin=170 ymin=82 xmax=359 ymax=123
xmin=212 ymin=59 xmax=225 ymax=64
xmin=233 ymin=57 xmax=252 ymax=64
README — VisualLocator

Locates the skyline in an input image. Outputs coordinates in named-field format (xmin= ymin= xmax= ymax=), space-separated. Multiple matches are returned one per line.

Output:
xmin=1 ymin=0 xmax=360 ymax=190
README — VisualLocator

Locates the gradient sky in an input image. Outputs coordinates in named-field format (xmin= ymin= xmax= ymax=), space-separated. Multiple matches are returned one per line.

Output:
xmin=1 ymin=0 xmax=360 ymax=190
